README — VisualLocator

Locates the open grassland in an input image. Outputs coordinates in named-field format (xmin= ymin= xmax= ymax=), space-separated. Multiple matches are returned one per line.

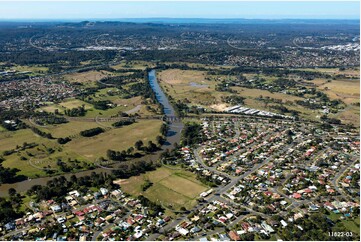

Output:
xmin=0 ymin=128 xmax=89 ymax=178
xmin=59 ymin=99 xmax=93 ymax=109
xmin=0 ymin=129 xmax=49 ymax=152
xmin=1 ymin=119 xmax=162 ymax=177
xmin=120 ymin=166 xmax=208 ymax=210
xmin=159 ymin=69 xmax=209 ymax=85
xmin=111 ymin=60 xmax=153 ymax=70
xmin=330 ymin=106 xmax=360 ymax=127
xmin=63 ymin=70 xmax=113 ymax=84
xmin=158 ymin=69 xmax=226 ymax=108
xmin=40 ymin=94 xmax=157 ymax=118
xmin=35 ymin=120 xmax=112 ymax=138
xmin=158 ymin=69 xmax=308 ymax=114
xmin=84 ymin=105 xmax=126 ymax=118
xmin=232 ymin=87 xmax=304 ymax=102
xmin=315 ymin=79 xmax=360 ymax=105
xmin=65 ymin=119 xmax=162 ymax=159
xmin=298 ymin=67 xmax=360 ymax=78
xmin=11 ymin=65 xmax=49 ymax=74
xmin=2 ymin=147 xmax=88 ymax=178
xmin=340 ymin=216 xmax=360 ymax=235
xmin=90 ymin=88 xmax=124 ymax=102
xmin=40 ymin=97 xmax=132 ymax=118
xmin=312 ymin=78 xmax=359 ymax=126
xmin=39 ymin=98 xmax=93 ymax=114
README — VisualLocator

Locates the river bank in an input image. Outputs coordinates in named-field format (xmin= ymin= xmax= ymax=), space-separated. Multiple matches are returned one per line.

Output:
xmin=0 ymin=70 xmax=183 ymax=197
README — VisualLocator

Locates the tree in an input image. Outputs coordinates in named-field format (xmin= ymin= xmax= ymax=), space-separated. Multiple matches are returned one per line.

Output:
xmin=126 ymin=147 xmax=134 ymax=155
xmin=156 ymin=135 xmax=165 ymax=145
xmin=134 ymin=140 xmax=144 ymax=150
xmin=8 ymin=188 xmax=17 ymax=197
xmin=70 ymin=175 xmax=78 ymax=184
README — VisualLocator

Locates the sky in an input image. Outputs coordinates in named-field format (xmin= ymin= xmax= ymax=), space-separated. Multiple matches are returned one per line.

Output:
xmin=0 ymin=1 xmax=359 ymax=20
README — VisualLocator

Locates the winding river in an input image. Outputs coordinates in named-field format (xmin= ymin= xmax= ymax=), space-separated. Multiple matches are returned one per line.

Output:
xmin=0 ymin=70 xmax=183 ymax=196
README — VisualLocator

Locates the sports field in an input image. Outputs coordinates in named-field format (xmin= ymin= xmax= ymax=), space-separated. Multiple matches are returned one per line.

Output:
xmin=119 ymin=166 xmax=208 ymax=210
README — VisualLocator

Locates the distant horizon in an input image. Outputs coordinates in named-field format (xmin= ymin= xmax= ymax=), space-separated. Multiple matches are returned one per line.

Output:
xmin=0 ymin=17 xmax=359 ymax=23
xmin=0 ymin=1 xmax=359 ymax=20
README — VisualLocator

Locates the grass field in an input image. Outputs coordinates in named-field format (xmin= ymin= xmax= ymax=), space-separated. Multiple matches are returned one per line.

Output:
xmin=63 ymin=70 xmax=113 ymax=84
xmin=1 ymin=119 xmax=162 ymax=177
xmin=40 ymin=97 xmax=130 ymax=118
xmin=159 ymin=69 xmax=209 ymax=85
xmin=65 ymin=119 xmax=162 ymax=159
xmin=340 ymin=216 xmax=360 ymax=235
xmin=35 ymin=120 xmax=112 ymax=138
xmin=0 ymin=128 xmax=88 ymax=177
xmin=315 ymin=79 xmax=360 ymax=105
xmin=120 ymin=166 xmax=208 ymax=210
xmin=331 ymin=106 xmax=360 ymax=127
xmin=111 ymin=60 xmax=152 ymax=70
xmin=158 ymin=69 xmax=308 ymax=115
xmin=158 ymin=68 xmax=360 ymax=126
xmin=298 ymin=67 xmax=360 ymax=78
xmin=0 ymin=129 xmax=49 ymax=152
xmin=11 ymin=65 xmax=49 ymax=74
xmin=39 ymin=98 xmax=93 ymax=114
xmin=312 ymin=78 xmax=360 ymax=126
xmin=158 ymin=69 xmax=224 ymax=108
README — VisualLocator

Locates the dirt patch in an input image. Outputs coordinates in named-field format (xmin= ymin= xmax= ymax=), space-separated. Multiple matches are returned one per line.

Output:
xmin=210 ymin=103 xmax=229 ymax=111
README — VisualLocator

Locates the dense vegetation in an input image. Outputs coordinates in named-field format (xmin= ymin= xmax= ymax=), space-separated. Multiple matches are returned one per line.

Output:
xmin=181 ymin=122 xmax=204 ymax=146
xmin=80 ymin=127 xmax=104 ymax=137
xmin=64 ymin=106 xmax=86 ymax=117
xmin=112 ymin=119 xmax=135 ymax=128
xmin=32 ymin=112 xmax=68 ymax=125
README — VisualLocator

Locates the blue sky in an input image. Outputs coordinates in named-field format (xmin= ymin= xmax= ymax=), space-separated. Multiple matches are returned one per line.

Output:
xmin=0 ymin=1 xmax=359 ymax=20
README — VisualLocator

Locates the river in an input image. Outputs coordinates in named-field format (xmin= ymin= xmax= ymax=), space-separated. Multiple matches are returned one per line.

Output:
xmin=0 ymin=70 xmax=183 ymax=196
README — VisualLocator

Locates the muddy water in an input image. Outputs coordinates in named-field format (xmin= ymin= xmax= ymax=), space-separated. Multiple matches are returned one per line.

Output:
xmin=0 ymin=70 xmax=183 ymax=197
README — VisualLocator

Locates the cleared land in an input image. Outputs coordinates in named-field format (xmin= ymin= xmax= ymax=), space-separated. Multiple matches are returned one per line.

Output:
xmin=0 ymin=129 xmax=49 ymax=152
xmin=298 ymin=67 xmax=360 ymax=78
xmin=35 ymin=120 xmax=113 ymax=138
xmin=0 ymin=119 xmax=162 ymax=177
xmin=312 ymin=78 xmax=360 ymax=126
xmin=111 ymin=60 xmax=152 ymax=70
xmin=0 ymin=129 xmax=87 ymax=177
xmin=158 ymin=68 xmax=360 ymax=126
xmin=11 ymin=65 xmax=49 ymax=75
xmin=65 ymin=119 xmax=162 ymax=159
xmin=315 ymin=79 xmax=360 ymax=105
xmin=158 ymin=69 xmax=309 ymax=116
xmin=158 ymin=69 xmax=223 ymax=107
xmin=63 ymin=70 xmax=113 ymax=84
xmin=39 ymin=98 xmax=93 ymax=114
xmin=120 ymin=167 xmax=208 ymax=210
